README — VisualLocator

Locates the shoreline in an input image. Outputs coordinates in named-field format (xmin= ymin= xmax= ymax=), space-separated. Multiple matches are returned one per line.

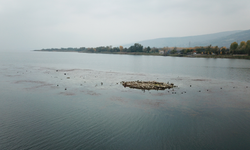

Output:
xmin=34 ymin=50 xmax=250 ymax=59
xmin=186 ymin=54 xmax=250 ymax=59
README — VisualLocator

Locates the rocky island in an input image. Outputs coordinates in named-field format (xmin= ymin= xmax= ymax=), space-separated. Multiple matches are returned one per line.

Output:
xmin=121 ymin=81 xmax=175 ymax=90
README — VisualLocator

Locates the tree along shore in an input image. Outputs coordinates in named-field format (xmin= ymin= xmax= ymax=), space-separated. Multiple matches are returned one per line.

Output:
xmin=35 ymin=40 xmax=250 ymax=59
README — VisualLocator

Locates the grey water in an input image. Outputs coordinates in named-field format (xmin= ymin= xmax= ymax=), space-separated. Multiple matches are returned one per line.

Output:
xmin=0 ymin=51 xmax=250 ymax=150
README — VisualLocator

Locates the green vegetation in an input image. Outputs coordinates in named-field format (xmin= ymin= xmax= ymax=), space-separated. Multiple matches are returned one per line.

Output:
xmin=180 ymin=40 xmax=250 ymax=57
xmin=229 ymin=40 xmax=250 ymax=55
xmin=36 ymin=40 xmax=250 ymax=59
xmin=37 ymin=43 xmax=160 ymax=55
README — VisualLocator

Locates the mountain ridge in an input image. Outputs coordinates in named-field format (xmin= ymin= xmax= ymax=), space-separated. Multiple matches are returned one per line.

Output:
xmin=123 ymin=30 xmax=250 ymax=48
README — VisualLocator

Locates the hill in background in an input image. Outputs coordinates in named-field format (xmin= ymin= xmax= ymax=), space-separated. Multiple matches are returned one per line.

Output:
xmin=123 ymin=30 xmax=250 ymax=48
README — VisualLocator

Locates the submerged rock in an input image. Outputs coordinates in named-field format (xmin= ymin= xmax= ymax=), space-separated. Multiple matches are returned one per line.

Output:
xmin=121 ymin=81 xmax=176 ymax=90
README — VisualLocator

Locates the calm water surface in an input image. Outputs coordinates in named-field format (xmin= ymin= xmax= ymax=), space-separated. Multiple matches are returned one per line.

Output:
xmin=0 ymin=51 xmax=250 ymax=150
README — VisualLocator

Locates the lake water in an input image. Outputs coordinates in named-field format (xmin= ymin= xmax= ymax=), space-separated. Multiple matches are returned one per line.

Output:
xmin=1 ymin=51 xmax=250 ymax=150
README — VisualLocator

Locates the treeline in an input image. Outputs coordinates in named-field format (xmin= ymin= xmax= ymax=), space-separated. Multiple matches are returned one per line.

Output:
xmin=40 ymin=43 xmax=160 ymax=54
xmin=39 ymin=40 xmax=250 ymax=56
xmin=179 ymin=40 xmax=250 ymax=55
xmin=179 ymin=46 xmax=228 ymax=55
xmin=229 ymin=40 xmax=250 ymax=55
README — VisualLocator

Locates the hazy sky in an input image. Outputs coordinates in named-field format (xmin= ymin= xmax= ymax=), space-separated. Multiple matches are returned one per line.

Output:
xmin=1 ymin=0 xmax=250 ymax=50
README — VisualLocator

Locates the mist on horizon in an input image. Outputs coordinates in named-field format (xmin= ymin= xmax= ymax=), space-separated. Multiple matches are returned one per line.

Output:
xmin=0 ymin=0 xmax=250 ymax=51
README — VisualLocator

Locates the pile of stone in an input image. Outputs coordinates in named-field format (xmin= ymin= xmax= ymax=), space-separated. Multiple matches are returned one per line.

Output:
xmin=121 ymin=81 xmax=175 ymax=90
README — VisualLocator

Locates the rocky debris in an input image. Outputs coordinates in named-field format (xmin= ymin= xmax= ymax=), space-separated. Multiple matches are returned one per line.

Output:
xmin=121 ymin=81 xmax=176 ymax=90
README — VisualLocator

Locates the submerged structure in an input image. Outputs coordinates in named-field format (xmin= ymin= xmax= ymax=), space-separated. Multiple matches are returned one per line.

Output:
xmin=121 ymin=81 xmax=175 ymax=90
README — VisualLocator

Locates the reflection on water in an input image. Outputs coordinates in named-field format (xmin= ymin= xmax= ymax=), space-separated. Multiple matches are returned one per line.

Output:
xmin=0 ymin=52 xmax=250 ymax=150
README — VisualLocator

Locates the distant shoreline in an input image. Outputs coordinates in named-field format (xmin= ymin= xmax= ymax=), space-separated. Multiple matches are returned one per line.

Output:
xmin=34 ymin=50 xmax=162 ymax=56
xmin=34 ymin=50 xmax=250 ymax=59
xmin=185 ymin=54 xmax=250 ymax=59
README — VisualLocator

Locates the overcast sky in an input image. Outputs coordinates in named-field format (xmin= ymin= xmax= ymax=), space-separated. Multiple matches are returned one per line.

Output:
xmin=0 ymin=0 xmax=250 ymax=51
